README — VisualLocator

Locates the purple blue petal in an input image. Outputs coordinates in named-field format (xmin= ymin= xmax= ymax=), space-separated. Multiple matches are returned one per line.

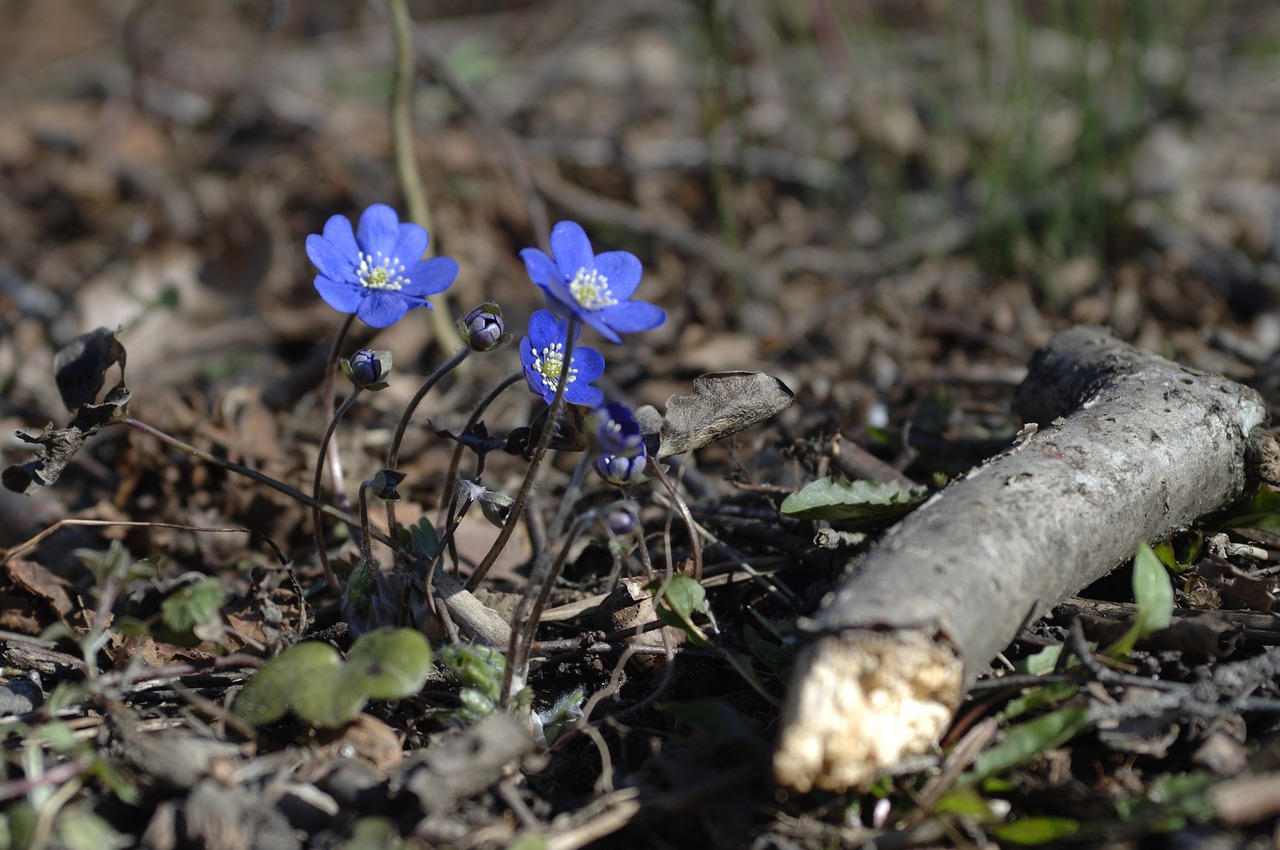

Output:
xmin=401 ymin=256 xmax=459 ymax=297
xmin=356 ymin=204 xmax=400 ymax=255
xmin=358 ymin=290 xmax=410 ymax=328
xmin=593 ymin=251 xmax=642 ymax=299
xmin=391 ymin=223 xmax=429 ymax=264
xmin=597 ymin=302 xmax=666 ymax=335
xmin=305 ymin=204 xmax=457 ymax=329
xmin=519 ymin=220 xmax=664 ymax=343
xmin=520 ymin=248 xmax=560 ymax=287
xmin=549 ymin=221 xmax=594 ymax=280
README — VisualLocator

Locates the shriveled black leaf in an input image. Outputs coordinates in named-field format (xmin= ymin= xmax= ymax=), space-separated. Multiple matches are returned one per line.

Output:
xmin=5 ymin=330 xmax=132 ymax=494
xmin=3 ymin=389 xmax=132 ymax=494
xmin=54 ymin=326 xmax=126 ymax=411
xmin=641 ymin=371 xmax=794 ymax=459
xmin=433 ymin=422 xmax=506 ymax=456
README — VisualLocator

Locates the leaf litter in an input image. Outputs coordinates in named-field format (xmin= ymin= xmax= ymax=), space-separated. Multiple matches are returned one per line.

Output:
xmin=4 ymin=3 xmax=1280 ymax=849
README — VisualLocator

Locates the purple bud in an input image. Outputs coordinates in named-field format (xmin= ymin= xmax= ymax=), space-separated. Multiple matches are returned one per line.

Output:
xmin=479 ymin=489 xmax=515 ymax=528
xmin=587 ymin=401 xmax=644 ymax=455
xmin=369 ymin=468 xmax=407 ymax=501
xmin=342 ymin=349 xmax=392 ymax=390
xmin=605 ymin=506 xmax=637 ymax=536
xmin=594 ymin=448 xmax=647 ymax=487
xmin=459 ymin=302 xmax=509 ymax=352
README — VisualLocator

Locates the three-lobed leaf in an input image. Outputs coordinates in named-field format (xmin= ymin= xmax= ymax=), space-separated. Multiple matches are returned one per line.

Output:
xmin=234 ymin=628 xmax=432 ymax=728
xmin=780 ymin=476 xmax=927 ymax=522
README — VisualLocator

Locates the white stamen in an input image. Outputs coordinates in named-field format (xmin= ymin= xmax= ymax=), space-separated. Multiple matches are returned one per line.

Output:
xmin=532 ymin=342 xmax=579 ymax=392
xmin=568 ymin=267 xmax=617 ymax=310
xmin=358 ymin=250 xmax=408 ymax=291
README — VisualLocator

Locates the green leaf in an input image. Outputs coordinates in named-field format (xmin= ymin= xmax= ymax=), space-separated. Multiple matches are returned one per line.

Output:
xmin=345 ymin=628 xmax=432 ymax=700
xmin=995 ymin=682 xmax=1078 ymax=723
xmin=457 ymin=687 xmax=497 ymax=723
xmin=651 ymin=574 xmax=711 ymax=647
xmin=402 ymin=516 xmax=439 ymax=558
xmin=931 ymin=786 xmax=995 ymax=819
xmin=234 ymin=641 xmax=343 ymax=726
xmin=56 ymin=806 xmax=130 ymax=850
xmin=339 ymin=816 xmax=404 ymax=850
xmin=963 ymin=707 xmax=1089 ymax=786
xmin=1116 ymin=771 xmax=1217 ymax=827
xmin=234 ymin=628 xmax=431 ymax=728
xmin=1221 ymin=484 xmax=1280 ymax=532
xmin=1133 ymin=542 xmax=1173 ymax=633
xmin=1107 ymin=542 xmax=1174 ymax=656
xmin=743 ymin=624 xmax=788 ymax=680
xmin=1012 ymin=644 xmax=1062 ymax=677
xmin=1150 ymin=537 xmax=1200 ymax=575
xmin=160 ymin=578 xmax=225 ymax=635
xmin=440 ymin=644 xmax=505 ymax=703
xmin=780 ymin=477 xmax=927 ymax=522
xmin=993 ymin=816 xmax=1080 ymax=844
xmin=657 ymin=698 xmax=770 ymax=757
xmin=38 ymin=719 xmax=79 ymax=753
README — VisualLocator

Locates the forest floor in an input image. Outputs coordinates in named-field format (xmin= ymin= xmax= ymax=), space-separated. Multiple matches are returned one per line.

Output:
xmin=5 ymin=2 xmax=1280 ymax=848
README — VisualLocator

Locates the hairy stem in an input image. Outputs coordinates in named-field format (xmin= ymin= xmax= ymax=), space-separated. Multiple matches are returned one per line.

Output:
xmin=312 ymin=389 xmax=362 ymax=596
xmin=383 ymin=345 xmax=471 ymax=534
xmin=436 ymin=370 xmax=522 ymax=530
xmin=647 ymin=456 xmax=703 ymax=581
xmin=466 ymin=318 xmax=579 ymax=590
xmin=386 ymin=0 xmax=457 ymax=350
xmin=309 ymin=315 xmax=356 ymax=596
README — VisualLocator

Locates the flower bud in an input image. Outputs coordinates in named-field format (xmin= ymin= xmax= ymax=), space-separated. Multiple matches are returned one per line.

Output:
xmin=604 ymin=505 xmax=637 ymax=537
xmin=368 ymin=468 xmax=407 ymax=501
xmin=341 ymin=349 xmax=392 ymax=390
xmin=586 ymin=401 xmax=644 ymax=456
xmin=458 ymin=302 xmax=510 ymax=352
xmin=479 ymin=489 xmax=516 ymax=528
xmin=595 ymin=448 xmax=647 ymax=487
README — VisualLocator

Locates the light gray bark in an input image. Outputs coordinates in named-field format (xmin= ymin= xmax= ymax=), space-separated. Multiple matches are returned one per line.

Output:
xmin=774 ymin=326 xmax=1270 ymax=791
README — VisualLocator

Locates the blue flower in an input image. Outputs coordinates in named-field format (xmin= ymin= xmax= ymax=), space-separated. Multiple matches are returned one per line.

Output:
xmin=519 ymin=221 xmax=665 ymax=344
xmin=520 ymin=310 xmax=606 ymax=408
xmin=306 ymin=204 xmax=459 ymax=329
xmin=586 ymin=401 xmax=644 ymax=455
xmin=595 ymin=447 xmax=647 ymax=487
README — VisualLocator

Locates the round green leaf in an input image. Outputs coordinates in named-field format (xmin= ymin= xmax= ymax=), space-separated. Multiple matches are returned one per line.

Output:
xmin=234 ymin=642 xmax=342 ymax=726
xmin=346 ymin=628 xmax=433 ymax=700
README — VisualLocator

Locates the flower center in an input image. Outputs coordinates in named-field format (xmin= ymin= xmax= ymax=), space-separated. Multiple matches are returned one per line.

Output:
xmin=358 ymin=251 xmax=407 ymax=291
xmin=532 ymin=342 xmax=578 ymax=391
xmin=568 ymin=267 xmax=617 ymax=310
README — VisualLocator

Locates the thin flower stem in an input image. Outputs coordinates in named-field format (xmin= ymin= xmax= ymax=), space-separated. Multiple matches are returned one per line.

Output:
xmin=126 ymin=417 xmax=359 ymax=529
xmin=392 ymin=14 xmax=549 ymax=251
xmin=388 ymin=0 xmax=430 ymax=238
xmin=501 ymin=513 xmax=593 ymax=705
xmin=634 ymin=520 xmax=656 ymax=581
xmin=647 ymin=456 xmax=703 ymax=581
xmin=386 ymin=0 xmax=457 ymax=351
xmin=125 ymin=416 xmax=506 ymax=641
xmin=312 ymin=389 xmax=362 ymax=597
xmin=358 ymin=481 xmax=375 ymax=570
xmin=467 ymin=318 xmax=580 ymax=591
xmin=548 ymin=451 xmax=591 ymax=543
xmin=436 ymin=370 xmax=523 ymax=531
xmin=308 ymin=315 xmax=357 ymax=596
xmin=383 ymin=345 xmax=471 ymax=534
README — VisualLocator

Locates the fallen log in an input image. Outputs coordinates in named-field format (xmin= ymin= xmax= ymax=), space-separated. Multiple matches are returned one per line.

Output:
xmin=773 ymin=326 xmax=1271 ymax=792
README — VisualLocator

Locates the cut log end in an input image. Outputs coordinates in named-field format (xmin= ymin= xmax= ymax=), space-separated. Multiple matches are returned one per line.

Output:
xmin=773 ymin=630 xmax=963 ymax=792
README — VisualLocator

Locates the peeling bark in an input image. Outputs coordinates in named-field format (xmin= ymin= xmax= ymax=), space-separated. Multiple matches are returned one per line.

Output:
xmin=774 ymin=326 xmax=1270 ymax=792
